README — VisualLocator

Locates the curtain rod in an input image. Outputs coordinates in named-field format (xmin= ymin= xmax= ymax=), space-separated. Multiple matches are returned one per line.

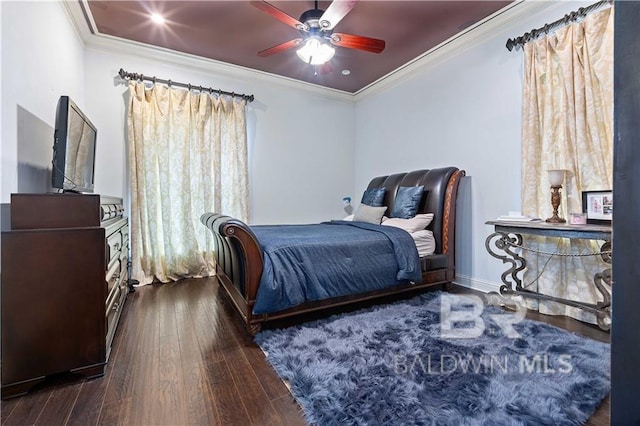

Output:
xmin=505 ymin=0 xmax=613 ymax=51
xmin=118 ymin=68 xmax=254 ymax=103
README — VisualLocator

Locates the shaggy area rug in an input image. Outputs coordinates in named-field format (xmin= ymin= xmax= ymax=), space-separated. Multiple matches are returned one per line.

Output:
xmin=255 ymin=291 xmax=610 ymax=426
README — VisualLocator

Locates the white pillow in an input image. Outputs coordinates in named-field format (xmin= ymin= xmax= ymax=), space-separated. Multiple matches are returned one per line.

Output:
xmin=382 ymin=213 xmax=434 ymax=233
xmin=343 ymin=214 xmax=354 ymax=221
xmin=352 ymin=204 xmax=387 ymax=224
xmin=412 ymin=230 xmax=436 ymax=257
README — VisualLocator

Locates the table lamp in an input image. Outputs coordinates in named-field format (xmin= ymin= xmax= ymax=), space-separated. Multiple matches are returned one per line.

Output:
xmin=546 ymin=169 xmax=566 ymax=223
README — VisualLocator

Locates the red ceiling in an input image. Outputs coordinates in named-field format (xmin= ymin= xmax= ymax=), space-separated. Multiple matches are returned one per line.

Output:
xmin=86 ymin=1 xmax=512 ymax=93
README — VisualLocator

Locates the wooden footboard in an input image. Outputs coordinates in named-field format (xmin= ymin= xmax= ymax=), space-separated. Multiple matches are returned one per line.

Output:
xmin=199 ymin=213 xmax=264 ymax=334
xmin=201 ymin=167 xmax=465 ymax=335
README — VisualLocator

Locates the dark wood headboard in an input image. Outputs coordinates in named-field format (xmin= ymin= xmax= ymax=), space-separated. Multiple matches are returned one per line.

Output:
xmin=366 ymin=167 xmax=464 ymax=256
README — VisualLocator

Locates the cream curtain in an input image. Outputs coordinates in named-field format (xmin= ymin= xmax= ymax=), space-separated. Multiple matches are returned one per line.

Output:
xmin=127 ymin=81 xmax=249 ymax=285
xmin=521 ymin=8 xmax=613 ymax=323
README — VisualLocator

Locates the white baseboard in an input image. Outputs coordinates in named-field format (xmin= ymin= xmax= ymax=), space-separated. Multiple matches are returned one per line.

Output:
xmin=452 ymin=275 xmax=502 ymax=294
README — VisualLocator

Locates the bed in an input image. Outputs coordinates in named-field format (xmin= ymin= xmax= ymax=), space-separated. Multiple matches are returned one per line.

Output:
xmin=201 ymin=167 xmax=465 ymax=334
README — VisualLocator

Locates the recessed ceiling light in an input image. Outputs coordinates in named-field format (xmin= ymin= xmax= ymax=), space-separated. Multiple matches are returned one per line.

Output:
xmin=150 ymin=13 xmax=165 ymax=24
xmin=341 ymin=69 xmax=351 ymax=76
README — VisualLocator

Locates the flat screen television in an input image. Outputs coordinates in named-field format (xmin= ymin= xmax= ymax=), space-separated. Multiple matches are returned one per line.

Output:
xmin=51 ymin=96 xmax=97 ymax=193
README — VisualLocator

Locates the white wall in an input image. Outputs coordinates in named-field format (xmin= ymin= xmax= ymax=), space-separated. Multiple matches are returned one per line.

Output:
xmin=1 ymin=1 xmax=85 ymax=204
xmin=83 ymin=42 xmax=355 ymax=223
xmin=353 ymin=1 xmax=592 ymax=291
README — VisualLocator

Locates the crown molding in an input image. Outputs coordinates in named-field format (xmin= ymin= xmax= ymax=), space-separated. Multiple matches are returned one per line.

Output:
xmin=61 ymin=0 xmax=570 ymax=105
xmin=84 ymin=34 xmax=354 ymax=103
xmin=62 ymin=1 xmax=354 ymax=103
xmin=353 ymin=0 xmax=567 ymax=101
xmin=60 ymin=0 xmax=93 ymax=46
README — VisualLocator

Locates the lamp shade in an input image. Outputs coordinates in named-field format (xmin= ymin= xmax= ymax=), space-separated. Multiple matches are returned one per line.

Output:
xmin=296 ymin=38 xmax=335 ymax=65
xmin=547 ymin=169 xmax=566 ymax=186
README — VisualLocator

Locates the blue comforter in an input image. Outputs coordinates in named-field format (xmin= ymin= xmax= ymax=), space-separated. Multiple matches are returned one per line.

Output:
xmin=251 ymin=221 xmax=421 ymax=314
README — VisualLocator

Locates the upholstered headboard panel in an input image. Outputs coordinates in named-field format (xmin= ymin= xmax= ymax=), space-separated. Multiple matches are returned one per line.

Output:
xmin=366 ymin=167 xmax=459 ymax=255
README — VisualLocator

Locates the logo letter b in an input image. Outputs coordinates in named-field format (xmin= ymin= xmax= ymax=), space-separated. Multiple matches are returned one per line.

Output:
xmin=440 ymin=294 xmax=485 ymax=338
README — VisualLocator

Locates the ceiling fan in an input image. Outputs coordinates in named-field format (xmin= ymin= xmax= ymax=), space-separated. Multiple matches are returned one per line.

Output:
xmin=250 ymin=0 xmax=385 ymax=70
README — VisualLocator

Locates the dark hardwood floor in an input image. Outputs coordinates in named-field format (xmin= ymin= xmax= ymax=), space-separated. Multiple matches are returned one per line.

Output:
xmin=0 ymin=278 xmax=610 ymax=425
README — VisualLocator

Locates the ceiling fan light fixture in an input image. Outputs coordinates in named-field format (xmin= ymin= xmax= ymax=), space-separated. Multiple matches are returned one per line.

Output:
xmin=296 ymin=38 xmax=335 ymax=65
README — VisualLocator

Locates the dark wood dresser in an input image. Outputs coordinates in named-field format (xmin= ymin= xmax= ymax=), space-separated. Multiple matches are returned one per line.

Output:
xmin=1 ymin=193 xmax=129 ymax=399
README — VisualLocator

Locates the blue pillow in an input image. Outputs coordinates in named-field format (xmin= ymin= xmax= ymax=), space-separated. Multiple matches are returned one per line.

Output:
xmin=390 ymin=186 xmax=424 ymax=219
xmin=361 ymin=188 xmax=386 ymax=207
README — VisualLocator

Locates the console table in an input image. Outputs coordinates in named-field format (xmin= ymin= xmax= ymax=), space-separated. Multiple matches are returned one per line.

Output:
xmin=485 ymin=220 xmax=611 ymax=330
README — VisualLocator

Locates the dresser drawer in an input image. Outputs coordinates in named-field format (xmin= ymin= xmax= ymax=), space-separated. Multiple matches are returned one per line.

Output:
xmin=106 ymin=259 xmax=121 ymax=295
xmin=120 ymin=225 xmax=129 ymax=249
xmin=105 ymin=278 xmax=120 ymax=313
xmin=105 ymin=267 xmax=125 ymax=329
xmin=105 ymin=275 xmax=128 ymax=359
xmin=100 ymin=203 xmax=128 ymax=363
xmin=106 ymin=231 xmax=122 ymax=267
xmin=119 ymin=234 xmax=129 ymax=263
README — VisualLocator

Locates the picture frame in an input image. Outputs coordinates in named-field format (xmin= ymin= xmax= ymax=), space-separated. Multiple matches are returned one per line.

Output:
xmin=582 ymin=190 xmax=613 ymax=225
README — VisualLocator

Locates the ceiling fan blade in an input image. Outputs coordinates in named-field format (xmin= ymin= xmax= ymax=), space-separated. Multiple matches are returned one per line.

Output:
xmin=330 ymin=32 xmax=385 ymax=53
xmin=319 ymin=0 xmax=358 ymax=30
xmin=250 ymin=1 xmax=308 ymax=31
xmin=257 ymin=38 xmax=303 ymax=57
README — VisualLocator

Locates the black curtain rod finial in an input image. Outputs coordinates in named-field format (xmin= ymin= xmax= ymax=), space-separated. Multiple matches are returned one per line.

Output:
xmin=117 ymin=68 xmax=254 ymax=102
xmin=505 ymin=0 xmax=612 ymax=51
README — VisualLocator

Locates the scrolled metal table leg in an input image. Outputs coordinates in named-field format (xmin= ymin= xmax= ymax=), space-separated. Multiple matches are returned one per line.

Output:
xmin=594 ymin=241 xmax=612 ymax=330
xmin=600 ymin=241 xmax=612 ymax=264
xmin=485 ymin=231 xmax=526 ymax=294
xmin=596 ymin=310 xmax=611 ymax=331
xmin=594 ymin=268 xmax=611 ymax=309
